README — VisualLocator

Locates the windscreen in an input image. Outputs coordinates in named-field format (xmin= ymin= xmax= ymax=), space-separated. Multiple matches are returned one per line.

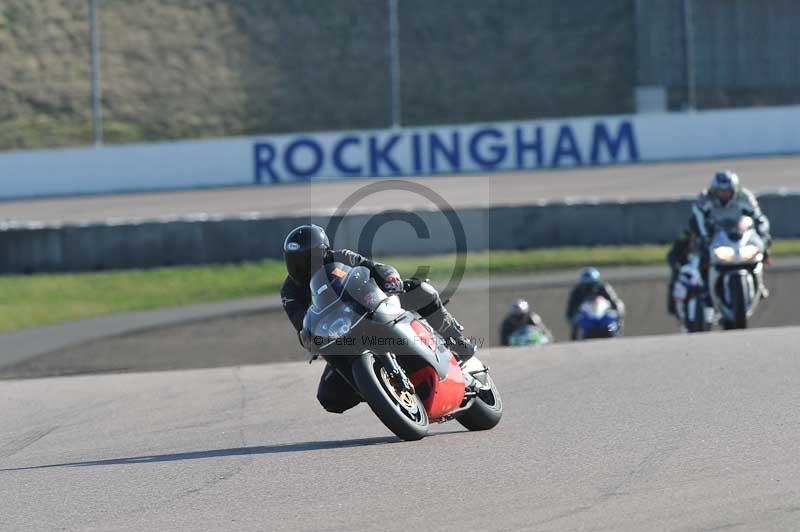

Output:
xmin=717 ymin=217 xmax=740 ymax=235
xmin=309 ymin=263 xmax=387 ymax=313
xmin=581 ymin=296 xmax=611 ymax=319
xmin=304 ymin=263 xmax=390 ymax=340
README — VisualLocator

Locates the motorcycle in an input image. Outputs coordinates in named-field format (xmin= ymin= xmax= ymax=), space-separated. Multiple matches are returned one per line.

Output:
xmin=672 ymin=254 xmax=713 ymax=333
xmin=507 ymin=324 xmax=553 ymax=346
xmin=707 ymin=215 xmax=766 ymax=329
xmin=573 ymin=296 xmax=621 ymax=340
xmin=303 ymin=262 xmax=502 ymax=441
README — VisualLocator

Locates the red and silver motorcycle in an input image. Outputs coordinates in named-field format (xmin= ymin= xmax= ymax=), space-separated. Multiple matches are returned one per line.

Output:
xmin=303 ymin=262 xmax=502 ymax=441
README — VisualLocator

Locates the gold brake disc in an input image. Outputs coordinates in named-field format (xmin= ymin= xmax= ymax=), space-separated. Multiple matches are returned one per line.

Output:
xmin=380 ymin=368 xmax=415 ymax=408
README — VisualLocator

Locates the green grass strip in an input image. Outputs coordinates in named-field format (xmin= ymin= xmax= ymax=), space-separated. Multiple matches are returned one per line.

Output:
xmin=1 ymin=239 xmax=798 ymax=334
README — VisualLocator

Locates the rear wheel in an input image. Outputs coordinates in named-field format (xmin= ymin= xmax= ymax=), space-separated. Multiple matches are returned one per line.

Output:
xmin=352 ymin=352 xmax=429 ymax=441
xmin=457 ymin=372 xmax=503 ymax=431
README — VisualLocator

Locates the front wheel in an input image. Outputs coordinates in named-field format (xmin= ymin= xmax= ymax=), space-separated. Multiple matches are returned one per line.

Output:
xmin=351 ymin=352 xmax=429 ymax=441
xmin=729 ymin=275 xmax=748 ymax=329
xmin=457 ymin=373 xmax=503 ymax=431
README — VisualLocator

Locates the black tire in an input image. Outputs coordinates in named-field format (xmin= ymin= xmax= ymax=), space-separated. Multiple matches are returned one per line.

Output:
xmin=730 ymin=275 xmax=748 ymax=329
xmin=457 ymin=373 xmax=503 ymax=431
xmin=351 ymin=352 xmax=429 ymax=441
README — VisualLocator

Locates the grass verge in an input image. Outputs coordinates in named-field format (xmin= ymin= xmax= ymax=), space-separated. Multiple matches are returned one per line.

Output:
xmin=2 ymin=239 xmax=799 ymax=334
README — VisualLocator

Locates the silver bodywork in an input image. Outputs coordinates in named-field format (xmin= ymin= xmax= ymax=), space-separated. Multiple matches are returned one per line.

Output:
xmin=708 ymin=217 xmax=766 ymax=328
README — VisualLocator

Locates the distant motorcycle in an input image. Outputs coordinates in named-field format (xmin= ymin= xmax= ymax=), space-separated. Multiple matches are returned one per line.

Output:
xmin=672 ymin=255 xmax=713 ymax=333
xmin=573 ymin=296 xmax=621 ymax=340
xmin=506 ymin=324 xmax=553 ymax=346
xmin=303 ymin=262 xmax=502 ymax=441
xmin=707 ymin=215 xmax=766 ymax=329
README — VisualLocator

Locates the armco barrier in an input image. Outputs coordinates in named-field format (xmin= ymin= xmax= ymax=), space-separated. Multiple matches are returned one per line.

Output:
xmin=1 ymin=194 xmax=798 ymax=274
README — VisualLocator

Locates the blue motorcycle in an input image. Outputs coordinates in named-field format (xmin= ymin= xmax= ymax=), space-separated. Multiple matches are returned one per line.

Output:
xmin=573 ymin=296 xmax=621 ymax=340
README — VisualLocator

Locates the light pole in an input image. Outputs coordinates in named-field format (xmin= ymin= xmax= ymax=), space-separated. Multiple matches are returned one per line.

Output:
xmin=89 ymin=0 xmax=103 ymax=145
xmin=388 ymin=0 xmax=401 ymax=128
xmin=682 ymin=0 xmax=697 ymax=111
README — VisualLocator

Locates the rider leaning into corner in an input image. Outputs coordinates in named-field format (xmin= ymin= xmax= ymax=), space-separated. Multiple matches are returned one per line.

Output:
xmin=688 ymin=170 xmax=772 ymax=294
xmin=564 ymin=267 xmax=625 ymax=340
xmin=280 ymin=224 xmax=477 ymax=414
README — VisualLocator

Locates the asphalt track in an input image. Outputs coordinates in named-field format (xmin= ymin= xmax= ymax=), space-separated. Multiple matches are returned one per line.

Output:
xmin=2 ymin=327 xmax=800 ymax=531
xmin=2 ymin=154 xmax=799 ymax=224
xmin=4 ymin=264 xmax=798 ymax=379
xmin=2 ymin=155 xmax=799 ymax=530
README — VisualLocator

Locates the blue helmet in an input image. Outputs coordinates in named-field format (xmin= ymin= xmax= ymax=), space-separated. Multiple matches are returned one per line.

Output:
xmin=579 ymin=267 xmax=600 ymax=285
xmin=710 ymin=170 xmax=740 ymax=206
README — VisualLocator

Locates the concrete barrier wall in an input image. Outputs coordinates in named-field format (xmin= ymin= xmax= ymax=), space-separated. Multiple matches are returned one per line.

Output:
xmin=4 ymin=105 xmax=800 ymax=199
xmin=2 ymin=194 xmax=798 ymax=274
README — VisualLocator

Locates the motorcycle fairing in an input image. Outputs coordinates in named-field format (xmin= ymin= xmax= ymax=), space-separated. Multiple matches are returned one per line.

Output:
xmin=305 ymin=262 xmax=454 ymax=380
xmin=708 ymin=217 xmax=766 ymax=323
xmin=408 ymin=353 xmax=465 ymax=420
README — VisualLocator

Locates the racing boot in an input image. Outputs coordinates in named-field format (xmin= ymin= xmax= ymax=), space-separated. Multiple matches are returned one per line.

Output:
xmin=400 ymin=278 xmax=477 ymax=361
xmin=428 ymin=307 xmax=477 ymax=362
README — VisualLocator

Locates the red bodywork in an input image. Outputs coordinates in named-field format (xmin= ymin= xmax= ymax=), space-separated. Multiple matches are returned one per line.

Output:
xmin=409 ymin=353 xmax=465 ymax=420
xmin=409 ymin=319 xmax=436 ymax=350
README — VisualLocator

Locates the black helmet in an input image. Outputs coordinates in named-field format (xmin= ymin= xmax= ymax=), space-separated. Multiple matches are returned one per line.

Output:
xmin=283 ymin=224 xmax=330 ymax=285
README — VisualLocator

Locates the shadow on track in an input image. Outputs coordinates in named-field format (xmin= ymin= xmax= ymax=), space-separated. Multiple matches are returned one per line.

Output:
xmin=1 ymin=432 xmax=462 ymax=472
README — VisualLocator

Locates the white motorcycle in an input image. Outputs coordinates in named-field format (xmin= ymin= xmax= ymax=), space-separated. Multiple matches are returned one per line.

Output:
xmin=707 ymin=215 xmax=766 ymax=330
xmin=672 ymin=254 xmax=713 ymax=333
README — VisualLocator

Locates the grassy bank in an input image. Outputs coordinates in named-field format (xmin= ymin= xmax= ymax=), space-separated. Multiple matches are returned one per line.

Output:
xmin=2 ymin=239 xmax=799 ymax=334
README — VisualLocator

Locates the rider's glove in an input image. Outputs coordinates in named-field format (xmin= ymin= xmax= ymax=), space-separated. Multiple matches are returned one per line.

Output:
xmin=383 ymin=273 xmax=404 ymax=294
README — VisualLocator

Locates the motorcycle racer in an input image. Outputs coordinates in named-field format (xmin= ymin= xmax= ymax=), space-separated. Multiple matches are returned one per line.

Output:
xmin=689 ymin=170 xmax=771 ymax=259
xmin=689 ymin=170 xmax=771 ymax=298
xmin=565 ymin=267 xmax=625 ymax=340
xmin=280 ymin=224 xmax=477 ymax=414
xmin=666 ymin=226 xmax=695 ymax=316
xmin=499 ymin=299 xmax=553 ymax=346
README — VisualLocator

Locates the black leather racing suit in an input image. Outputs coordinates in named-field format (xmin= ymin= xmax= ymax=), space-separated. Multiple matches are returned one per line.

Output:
xmin=281 ymin=248 xmax=467 ymax=414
